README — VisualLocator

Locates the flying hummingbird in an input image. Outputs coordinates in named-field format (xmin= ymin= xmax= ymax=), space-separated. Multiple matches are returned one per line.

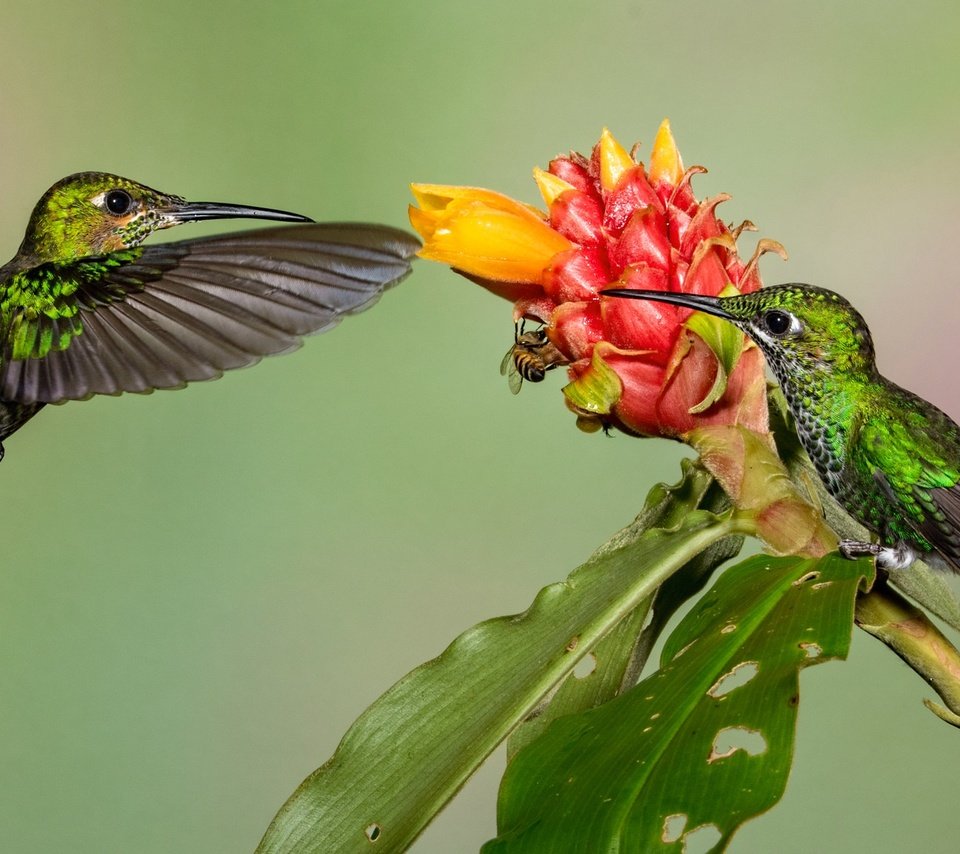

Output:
xmin=0 ymin=172 xmax=419 ymax=459
xmin=601 ymin=283 xmax=960 ymax=574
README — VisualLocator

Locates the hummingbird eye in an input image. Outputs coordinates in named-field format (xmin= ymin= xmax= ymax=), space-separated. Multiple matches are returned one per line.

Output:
xmin=104 ymin=189 xmax=134 ymax=216
xmin=762 ymin=309 xmax=797 ymax=336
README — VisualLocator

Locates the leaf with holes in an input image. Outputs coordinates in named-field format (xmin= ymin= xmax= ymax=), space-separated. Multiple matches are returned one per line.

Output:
xmin=256 ymin=464 xmax=738 ymax=853
xmin=483 ymin=552 xmax=873 ymax=853
xmin=506 ymin=463 xmax=743 ymax=762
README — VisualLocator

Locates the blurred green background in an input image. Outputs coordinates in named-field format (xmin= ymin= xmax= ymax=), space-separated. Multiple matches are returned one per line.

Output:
xmin=2 ymin=1 xmax=959 ymax=851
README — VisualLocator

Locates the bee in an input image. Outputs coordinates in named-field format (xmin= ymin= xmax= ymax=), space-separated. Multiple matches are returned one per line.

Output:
xmin=500 ymin=321 xmax=567 ymax=394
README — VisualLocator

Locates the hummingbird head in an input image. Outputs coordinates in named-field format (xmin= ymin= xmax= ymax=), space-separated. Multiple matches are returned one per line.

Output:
xmin=14 ymin=172 xmax=312 ymax=265
xmin=601 ymin=283 xmax=878 ymax=385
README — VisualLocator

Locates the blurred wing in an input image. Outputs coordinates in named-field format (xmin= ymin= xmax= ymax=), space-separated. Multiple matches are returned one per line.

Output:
xmin=1 ymin=223 xmax=419 ymax=403
xmin=500 ymin=346 xmax=523 ymax=395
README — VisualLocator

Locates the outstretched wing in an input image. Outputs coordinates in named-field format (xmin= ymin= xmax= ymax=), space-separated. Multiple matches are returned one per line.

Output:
xmin=0 ymin=223 xmax=419 ymax=404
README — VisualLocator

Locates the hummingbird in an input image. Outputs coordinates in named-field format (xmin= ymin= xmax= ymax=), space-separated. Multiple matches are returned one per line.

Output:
xmin=0 ymin=172 xmax=419 ymax=459
xmin=601 ymin=283 xmax=960 ymax=574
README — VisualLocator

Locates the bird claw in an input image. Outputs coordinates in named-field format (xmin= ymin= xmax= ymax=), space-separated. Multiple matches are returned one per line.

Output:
xmin=838 ymin=539 xmax=881 ymax=560
xmin=839 ymin=538 xmax=916 ymax=571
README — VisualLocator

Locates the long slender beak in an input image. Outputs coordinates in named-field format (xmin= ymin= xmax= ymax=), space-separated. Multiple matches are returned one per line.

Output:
xmin=164 ymin=200 xmax=314 ymax=224
xmin=601 ymin=288 xmax=735 ymax=320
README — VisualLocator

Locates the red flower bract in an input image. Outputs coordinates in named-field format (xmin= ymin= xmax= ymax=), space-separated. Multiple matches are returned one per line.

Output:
xmin=410 ymin=122 xmax=785 ymax=441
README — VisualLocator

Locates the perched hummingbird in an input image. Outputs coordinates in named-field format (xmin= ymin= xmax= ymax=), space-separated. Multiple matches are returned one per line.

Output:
xmin=601 ymin=284 xmax=960 ymax=574
xmin=0 ymin=172 xmax=419 ymax=458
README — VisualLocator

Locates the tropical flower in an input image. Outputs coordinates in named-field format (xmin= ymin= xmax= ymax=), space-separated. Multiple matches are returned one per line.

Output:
xmin=409 ymin=122 xmax=782 ymax=440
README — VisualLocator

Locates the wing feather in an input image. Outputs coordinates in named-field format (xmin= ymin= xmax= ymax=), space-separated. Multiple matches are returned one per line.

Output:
xmin=1 ymin=223 xmax=418 ymax=402
xmin=856 ymin=401 xmax=960 ymax=568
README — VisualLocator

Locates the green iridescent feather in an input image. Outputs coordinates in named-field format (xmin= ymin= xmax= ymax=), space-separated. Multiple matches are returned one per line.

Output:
xmin=602 ymin=282 xmax=960 ymax=573
xmin=853 ymin=389 xmax=960 ymax=552
xmin=0 ymin=171 xmax=419 ymax=457
xmin=1 ymin=249 xmax=144 ymax=360
xmin=720 ymin=286 xmax=960 ymax=568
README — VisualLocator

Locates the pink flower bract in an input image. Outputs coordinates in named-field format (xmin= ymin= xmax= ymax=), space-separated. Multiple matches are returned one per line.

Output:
xmin=410 ymin=122 xmax=784 ymax=440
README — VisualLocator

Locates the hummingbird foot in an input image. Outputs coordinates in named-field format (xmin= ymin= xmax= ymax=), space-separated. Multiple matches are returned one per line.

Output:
xmin=838 ymin=538 xmax=917 ymax=571
xmin=839 ymin=539 xmax=883 ymax=561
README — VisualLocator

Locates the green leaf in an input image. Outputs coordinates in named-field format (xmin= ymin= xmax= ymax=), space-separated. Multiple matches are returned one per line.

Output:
xmin=685 ymin=306 xmax=744 ymax=415
xmin=561 ymin=343 xmax=623 ymax=415
xmin=505 ymin=589 xmax=655 ymax=764
xmin=507 ymin=475 xmax=743 ymax=762
xmin=256 ymin=472 xmax=736 ymax=854
xmin=484 ymin=552 xmax=873 ymax=853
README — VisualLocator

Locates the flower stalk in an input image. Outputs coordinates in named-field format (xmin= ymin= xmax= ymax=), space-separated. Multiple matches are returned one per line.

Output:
xmin=855 ymin=575 xmax=960 ymax=727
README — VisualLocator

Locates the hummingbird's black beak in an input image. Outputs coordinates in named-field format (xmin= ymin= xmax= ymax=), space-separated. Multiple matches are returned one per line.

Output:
xmin=164 ymin=201 xmax=314 ymax=225
xmin=601 ymin=288 xmax=736 ymax=320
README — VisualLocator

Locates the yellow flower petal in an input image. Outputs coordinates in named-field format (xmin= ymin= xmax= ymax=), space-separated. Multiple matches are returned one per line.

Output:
xmin=407 ymin=204 xmax=441 ymax=241
xmin=649 ymin=119 xmax=684 ymax=187
xmin=409 ymin=188 xmax=573 ymax=284
xmin=410 ymin=184 xmax=545 ymax=221
xmin=533 ymin=167 xmax=575 ymax=207
xmin=598 ymin=128 xmax=635 ymax=192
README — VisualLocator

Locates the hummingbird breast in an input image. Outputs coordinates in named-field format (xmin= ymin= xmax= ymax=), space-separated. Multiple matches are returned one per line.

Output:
xmin=792 ymin=405 xmax=886 ymax=531
xmin=778 ymin=372 xmax=848 ymax=490
xmin=759 ymin=343 xmax=849 ymax=498
xmin=778 ymin=371 xmax=889 ymax=533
